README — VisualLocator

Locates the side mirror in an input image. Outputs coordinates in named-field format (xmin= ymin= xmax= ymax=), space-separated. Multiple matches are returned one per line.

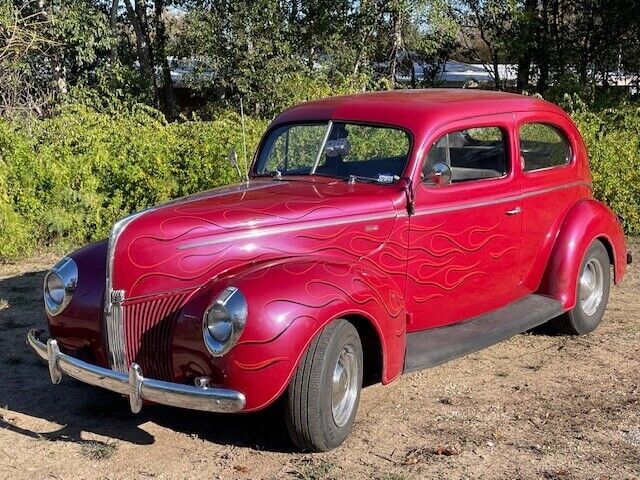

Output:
xmin=427 ymin=162 xmax=452 ymax=186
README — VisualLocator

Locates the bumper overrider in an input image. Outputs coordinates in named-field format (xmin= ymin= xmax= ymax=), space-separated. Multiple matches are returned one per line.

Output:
xmin=27 ymin=329 xmax=246 ymax=414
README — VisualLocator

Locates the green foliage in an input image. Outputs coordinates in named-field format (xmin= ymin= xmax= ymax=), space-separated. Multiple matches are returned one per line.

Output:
xmin=566 ymin=95 xmax=640 ymax=234
xmin=0 ymin=122 xmax=33 ymax=259
xmin=1 ymin=94 xmax=639 ymax=261
xmin=343 ymin=124 xmax=410 ymax=162
xmin=0 ymin=102 xmax=266 ymax=261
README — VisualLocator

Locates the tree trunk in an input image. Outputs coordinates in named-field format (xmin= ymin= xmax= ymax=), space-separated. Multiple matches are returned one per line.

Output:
xmin=390 ymin=1 xmax=403 ymax=89
xmin=110 ymin=0 xmax=119 ymax=63
xmin=578 ymin=5 xmax=595 ymax=86
xmin=516 ymin=0 xmax=537 ymax=91
xmin=154 ymin=0 xmax=177 ymax=119
xmin=551 ymin=0 xmax=562 ymax=76
xmin=492 ymin=57 xmax=501 ymax=90
xmin=536 ymin=0 xmax=550 ymax=93
xmin=124 ymin=0 xmax=156 ymax=103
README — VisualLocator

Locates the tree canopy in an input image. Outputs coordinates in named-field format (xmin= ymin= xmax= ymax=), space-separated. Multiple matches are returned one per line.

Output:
xmin=0 ymin=0 xmax=638 ymax=119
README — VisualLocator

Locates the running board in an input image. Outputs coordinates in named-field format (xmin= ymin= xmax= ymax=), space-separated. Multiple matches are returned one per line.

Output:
xmin=404 ymin=294 xmax=564 ymax=373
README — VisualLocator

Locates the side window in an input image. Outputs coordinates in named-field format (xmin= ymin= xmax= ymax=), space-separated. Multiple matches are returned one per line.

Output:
xmin=423 ymin=127 xmax=507 ymax=185
xmin=519 ymin=123 xmax=571 ymax=171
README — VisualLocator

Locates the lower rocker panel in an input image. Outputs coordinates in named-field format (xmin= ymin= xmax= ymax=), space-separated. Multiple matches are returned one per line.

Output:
xmin=404 ymin=294 xmax=564 ymax=373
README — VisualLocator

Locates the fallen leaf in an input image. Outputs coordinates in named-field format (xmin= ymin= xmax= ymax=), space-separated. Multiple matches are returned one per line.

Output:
xmin=434 ymin=446 xmax=460 ymax=456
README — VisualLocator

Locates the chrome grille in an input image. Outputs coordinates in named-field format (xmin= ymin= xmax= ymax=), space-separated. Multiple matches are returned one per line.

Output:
xmin=122 ymin=292 xmax=190 ymax=381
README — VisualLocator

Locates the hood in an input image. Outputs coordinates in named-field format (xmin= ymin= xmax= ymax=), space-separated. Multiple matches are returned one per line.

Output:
xmin=111 ymin=179 xmax=402 ymax=298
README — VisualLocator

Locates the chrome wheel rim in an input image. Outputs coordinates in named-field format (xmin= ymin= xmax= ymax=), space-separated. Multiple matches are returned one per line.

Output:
xmin=331 ymin=345 xmax=358 ymax=428
xmin=579 ymin=258 xmax=604 ymax=316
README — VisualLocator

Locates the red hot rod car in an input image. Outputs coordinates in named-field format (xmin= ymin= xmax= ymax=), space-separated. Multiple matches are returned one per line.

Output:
xmin=28 ymin=90 xmax=630 ymax=451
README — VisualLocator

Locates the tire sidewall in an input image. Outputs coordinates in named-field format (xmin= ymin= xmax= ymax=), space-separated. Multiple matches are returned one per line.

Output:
xmin=316 ymin=321 xmax=363 ymax=449
xmin=572 ymin=241 xmax=611 ymax=334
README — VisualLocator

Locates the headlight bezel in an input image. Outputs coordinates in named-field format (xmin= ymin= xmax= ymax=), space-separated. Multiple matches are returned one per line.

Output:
xmin=43 ymin=256 xmax=78 ymax=316
xmin=202 ymin=286 xmax=248 ymax=357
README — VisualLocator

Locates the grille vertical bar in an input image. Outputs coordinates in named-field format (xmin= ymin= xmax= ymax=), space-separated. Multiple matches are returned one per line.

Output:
xmin=104 ymin=211 xmax=146 ymax=373
xmin=105 ymin=289 xmax=127 ymax=372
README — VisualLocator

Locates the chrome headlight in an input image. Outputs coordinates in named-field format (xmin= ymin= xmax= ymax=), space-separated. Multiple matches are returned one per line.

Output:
xmin=203 ymin=286 xmax=248 ymax=357
xmin=43 ymin=257 xmax=78 ymax=316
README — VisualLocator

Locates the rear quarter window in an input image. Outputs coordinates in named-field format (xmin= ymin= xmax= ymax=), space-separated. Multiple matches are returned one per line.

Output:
xmin=520 ymin=123 xmax=571 ymax=172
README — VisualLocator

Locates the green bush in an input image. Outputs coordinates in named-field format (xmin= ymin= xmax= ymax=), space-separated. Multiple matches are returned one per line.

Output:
xmin=1 ymin=95 xmax=639 ymax=262
xmin=0 ymin=122 xmax=36 ymax=259
xmin=0 ymin=103 xmax=266 ymax=260
xmin=566 ymin=96 xmax=640 ymax=234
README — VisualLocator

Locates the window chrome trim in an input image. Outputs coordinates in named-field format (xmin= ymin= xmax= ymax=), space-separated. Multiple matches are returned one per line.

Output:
xmin=421 ymin=126 xmax=511 ymax=187
xmin=416 ymin=124 xmax=516 ymax=189
xmin=254 ymin=120 xmax=415 ymax=180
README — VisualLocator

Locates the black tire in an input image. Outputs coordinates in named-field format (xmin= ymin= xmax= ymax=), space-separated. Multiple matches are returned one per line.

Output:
xmin=550 ymin=240 xmax=611 ymax=335
xmin=284 ymin=319 xmax=363 ymax=452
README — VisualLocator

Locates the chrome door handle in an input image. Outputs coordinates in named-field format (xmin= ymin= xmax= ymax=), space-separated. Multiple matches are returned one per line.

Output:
xmin=505 ymin=207 xmax=522 ymax=216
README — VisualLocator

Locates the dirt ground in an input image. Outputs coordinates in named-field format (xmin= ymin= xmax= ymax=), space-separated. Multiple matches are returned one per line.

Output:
xmin=0 ymin=241 xmax=638 ymax=480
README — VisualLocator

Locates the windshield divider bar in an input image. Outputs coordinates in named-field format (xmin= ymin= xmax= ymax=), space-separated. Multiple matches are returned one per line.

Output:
xmin=310 ymin=120 xmax=333 ymax=175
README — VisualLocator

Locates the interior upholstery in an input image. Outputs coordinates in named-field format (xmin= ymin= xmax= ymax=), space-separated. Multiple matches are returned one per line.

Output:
xmin=315 ymin=155 xmax=407 ymax=179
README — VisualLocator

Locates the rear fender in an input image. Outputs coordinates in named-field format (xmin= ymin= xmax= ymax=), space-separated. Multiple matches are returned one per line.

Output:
xmin=538 ymin=199 xmax=627 ymax=309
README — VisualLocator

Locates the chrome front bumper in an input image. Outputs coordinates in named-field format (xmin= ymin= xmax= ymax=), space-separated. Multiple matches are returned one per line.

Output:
xmin=27 ymin=329 xmax=246 ymax=414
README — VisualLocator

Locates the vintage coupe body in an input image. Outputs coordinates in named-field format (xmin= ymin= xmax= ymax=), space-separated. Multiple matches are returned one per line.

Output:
xmin=29 ymin=90 xmax=630 ymax=451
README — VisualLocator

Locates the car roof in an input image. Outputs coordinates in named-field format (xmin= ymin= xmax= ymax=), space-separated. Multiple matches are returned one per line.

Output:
xmin=273 ymin=89 xmax=567 ymax=132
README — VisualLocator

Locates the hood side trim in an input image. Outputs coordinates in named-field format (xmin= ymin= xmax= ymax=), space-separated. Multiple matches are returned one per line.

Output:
xmin=178 ymin=211 xmax=402 ymax=251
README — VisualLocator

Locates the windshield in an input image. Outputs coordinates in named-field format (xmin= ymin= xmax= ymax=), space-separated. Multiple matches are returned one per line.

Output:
xmin=254 ymin=122 xmax=411 ymax=183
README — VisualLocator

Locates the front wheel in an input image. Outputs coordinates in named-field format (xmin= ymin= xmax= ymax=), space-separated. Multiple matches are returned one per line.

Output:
xmin=285 ymin=319 xmax=363 ymax=452
xmin=551 ymin=240 xmax=611 ymax=335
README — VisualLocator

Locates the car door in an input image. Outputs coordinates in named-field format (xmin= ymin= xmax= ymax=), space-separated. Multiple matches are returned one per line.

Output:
xmin=514 ymin=112 xmax=588 ymax=293
xmin=406 ymin=114 xmax=523 ymax=331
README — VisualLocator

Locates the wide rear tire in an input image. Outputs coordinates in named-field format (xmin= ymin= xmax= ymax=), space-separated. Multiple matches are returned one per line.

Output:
xmin=284 ymin=319 xmax=363 ymax=452
xmin=550 ymin=240 xmax=611 ymax=335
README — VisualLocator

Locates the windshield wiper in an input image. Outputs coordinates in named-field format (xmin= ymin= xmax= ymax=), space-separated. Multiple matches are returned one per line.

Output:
xmin=253 ymin=169 xmax=288 ymax=180
xmin=346 ymin=174 xmax=381 ymax=184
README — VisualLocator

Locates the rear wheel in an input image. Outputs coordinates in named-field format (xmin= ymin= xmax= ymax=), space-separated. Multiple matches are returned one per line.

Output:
xmin=284 ymin=319 xmax=363 ymax=452
xmin=551 ymin=240 xmax=611 ymax=335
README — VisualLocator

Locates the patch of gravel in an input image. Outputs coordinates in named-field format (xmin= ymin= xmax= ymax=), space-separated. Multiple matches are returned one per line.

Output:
xmin=622 ymin=427 xmax=640 ymax=446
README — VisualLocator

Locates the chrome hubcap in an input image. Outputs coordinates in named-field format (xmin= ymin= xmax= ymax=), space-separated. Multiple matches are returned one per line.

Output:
xmin=331 ymin=345 xmax=358 ymax=428
xmin=579 ymin=258 xmax=604 ymax=316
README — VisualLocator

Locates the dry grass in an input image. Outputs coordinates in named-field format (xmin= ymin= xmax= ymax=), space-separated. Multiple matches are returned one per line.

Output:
xmin=79 ymin=441 xmax=117 ymax=461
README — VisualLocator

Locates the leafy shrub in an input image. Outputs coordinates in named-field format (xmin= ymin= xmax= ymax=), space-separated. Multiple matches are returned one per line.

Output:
xmin=566 ymin=96 xmax=640 ymax=234
xmin=1 ymin=95 xmax=639 ymax=262
xmin=0 ymin=122 xmax=35 ymax=259
xmin=0 ymin=103 xmax=266 ymax=260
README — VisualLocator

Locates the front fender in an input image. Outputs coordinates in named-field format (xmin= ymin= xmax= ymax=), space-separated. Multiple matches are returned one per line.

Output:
xmin=538 ymin=199 xmax=627 ymax=309
xmin=173 ymin=257 xmax=406 ymax=412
